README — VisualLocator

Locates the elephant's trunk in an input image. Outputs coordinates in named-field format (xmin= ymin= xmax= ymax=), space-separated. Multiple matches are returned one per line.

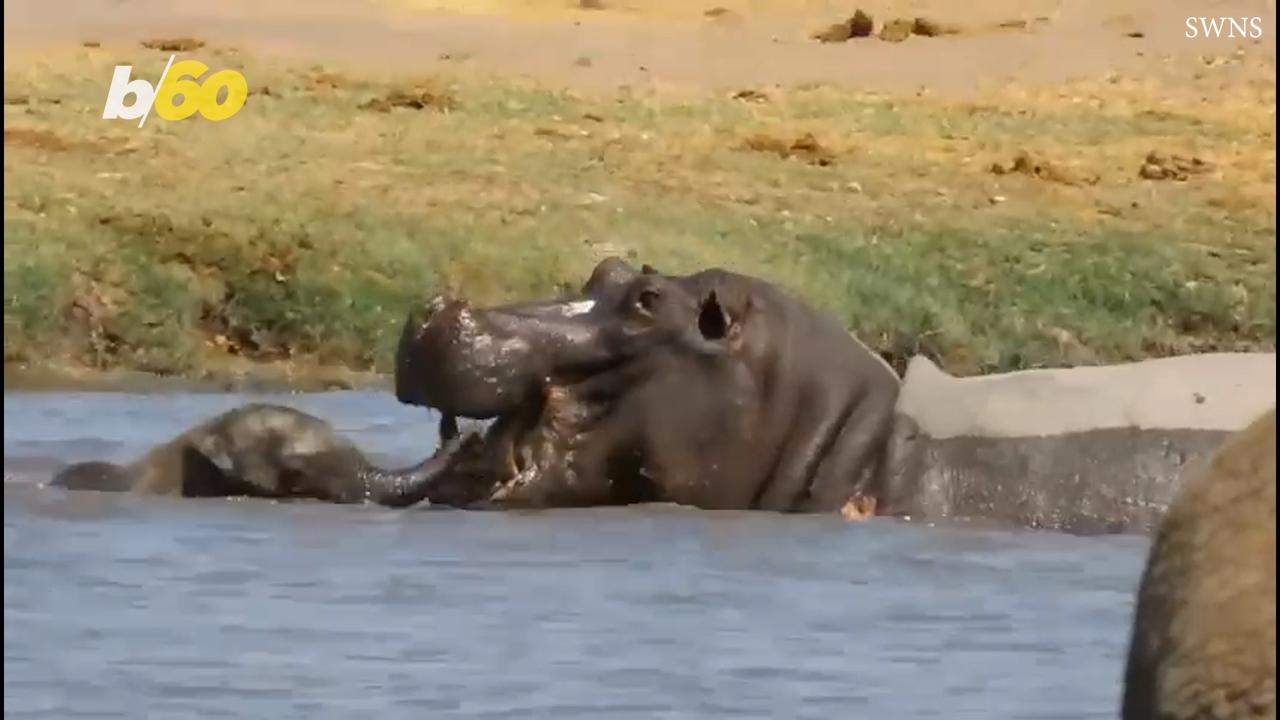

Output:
xmin=354 ymin=430 xmax=487 ymax=508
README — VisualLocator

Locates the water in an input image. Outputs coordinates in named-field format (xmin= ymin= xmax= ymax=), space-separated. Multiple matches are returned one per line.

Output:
xmin=4 ymin=390 xmax=1151 ymax=718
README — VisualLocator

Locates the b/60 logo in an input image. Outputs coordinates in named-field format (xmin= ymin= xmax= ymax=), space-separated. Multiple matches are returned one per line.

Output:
xmin=102 ymin=54 xmax=247 ymax=128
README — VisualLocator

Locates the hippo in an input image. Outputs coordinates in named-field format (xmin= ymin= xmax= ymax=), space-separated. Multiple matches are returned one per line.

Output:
xmin=882 ymin=353 xmax=1278 ymax=533
xmin=394 ymin=257 xmax=902 ymax=512
xmin=1120 ymin=407 xmax=1276 ymax=720
xmin=49 ymin=402 xmax=475 ymax=507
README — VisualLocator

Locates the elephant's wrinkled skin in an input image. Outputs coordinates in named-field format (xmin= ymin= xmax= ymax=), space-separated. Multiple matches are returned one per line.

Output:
xmin=395 ymin=258 xmax=902 ymax=512
xmin=49 ymin=403 xmax=474 ymax=507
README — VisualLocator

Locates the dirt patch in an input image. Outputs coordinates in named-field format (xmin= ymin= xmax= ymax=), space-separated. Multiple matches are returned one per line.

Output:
xmin=816 ymin=11 xmax=996 ymax=44
xmin=533 ymin=125 xmax=583 ymax=139
xmin=812 ymin=9 xmax=874 ymax=43
xmin=990 ymin=150 xmax=1099 ymax=187
xmin=140 ymin=37 xmax=206 ymax=52
xmin=879 ymin=19 xmax=914 ymax=43
xmin=358 ymin=85 xmax=457 ymax=112
xmin=935 ymin=17 xmax=1047 ymax=36
xmin=1139 ymin=151 xmax=1216 ymax=181
xmin=5 ymin=95 xmax=62 ymax=106
xmin=306 ymin=71 xmax=350 ymax=92
xmin=911 ymin=17 xmax=962 ymax=37
xmin=5 ymin=127 xmax=136 ymax=156
xmin=991 ymin=19 xmax=1029 ymax=31
xmin=729 ymin=88 xmax=772 ymax=104
xmin=702 ymin=6 xmax=742 ymax=24
xmin=739 ymin=131 xmax=838 ymax=166
xmin=4 ymin=127 xmax=71 ymax=152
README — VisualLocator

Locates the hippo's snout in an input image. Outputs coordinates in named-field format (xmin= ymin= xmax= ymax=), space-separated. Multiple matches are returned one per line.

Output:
xmin=394 ymin=293 xmax=538 ymax=418
xmin=394 ymin=295 xmax=457 ymax=407
xmin=394 ymin=288 xmax=625 ymax=419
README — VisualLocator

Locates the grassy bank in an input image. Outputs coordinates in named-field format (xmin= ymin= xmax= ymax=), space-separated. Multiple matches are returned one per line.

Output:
xmin=4 ymin=45 xmax=1275 ymax=379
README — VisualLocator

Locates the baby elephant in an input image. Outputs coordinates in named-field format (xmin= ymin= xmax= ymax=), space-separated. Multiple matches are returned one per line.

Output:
xmin=1121 ymin=407 xmax=1276 ymax=720
xmin=49 ymin=402 xmax=470 ymax=508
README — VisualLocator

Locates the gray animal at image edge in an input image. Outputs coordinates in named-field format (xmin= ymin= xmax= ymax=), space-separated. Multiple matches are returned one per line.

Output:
xmin=394 ymin=256 xmax=902 ymax=512
xmin=48 ymin=403 xmax=473 ymax=507
xmin=1121 ymin=406 xmax=1276 ymax=720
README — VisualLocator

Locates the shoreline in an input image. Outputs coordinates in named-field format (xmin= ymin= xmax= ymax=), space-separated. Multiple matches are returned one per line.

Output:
xmin=2 ymin=361 xmax=393 ymax=395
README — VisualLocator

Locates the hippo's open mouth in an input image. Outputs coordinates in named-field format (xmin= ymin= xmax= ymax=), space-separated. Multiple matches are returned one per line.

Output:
xmin=427 ymin=379 xmax=602 ymax=507
xmin=488 ymin=384 xmax=587 ymax=500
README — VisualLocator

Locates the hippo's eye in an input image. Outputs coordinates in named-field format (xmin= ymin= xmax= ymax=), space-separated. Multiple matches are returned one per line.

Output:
xmin=637 ymin=288 xmax=660 ymax=313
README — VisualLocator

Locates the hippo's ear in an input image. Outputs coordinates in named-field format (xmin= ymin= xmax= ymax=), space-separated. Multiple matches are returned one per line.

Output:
xmin=641 ymin=264 xmax=659 ymax=275
xmin=697 ymin=290 xmax=731 ymax=341
xmin=582 ymin=257 xmax=641 ymax=297
xmin=698 ymin=290 xmax=752 ymax=350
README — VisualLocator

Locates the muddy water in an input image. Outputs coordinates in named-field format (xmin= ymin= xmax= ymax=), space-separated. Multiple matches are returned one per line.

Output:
xmin=4 ymin=390 xmax=1149 ymax=718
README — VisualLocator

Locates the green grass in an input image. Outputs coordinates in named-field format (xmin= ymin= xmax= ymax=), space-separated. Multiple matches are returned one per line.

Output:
xmin=3 ymin=47 xmax=1275 ymax=378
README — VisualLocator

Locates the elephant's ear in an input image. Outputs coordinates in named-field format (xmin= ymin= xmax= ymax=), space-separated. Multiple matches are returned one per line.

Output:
xmin=199 ymin=445 xmax=237 ymax=475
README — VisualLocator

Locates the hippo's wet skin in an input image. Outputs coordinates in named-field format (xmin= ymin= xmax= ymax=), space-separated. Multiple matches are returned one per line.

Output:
xmin=395 ymin=257 xmax=902 ymax=512
xmin=882 ymin=353 xmax=1278 ymax=534
xmin=49 ymin=403 xmax=476 ymax=507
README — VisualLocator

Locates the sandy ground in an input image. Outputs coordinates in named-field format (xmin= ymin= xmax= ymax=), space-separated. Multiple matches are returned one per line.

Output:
xmin=3 ymin=0 xmax=1275 ymax=97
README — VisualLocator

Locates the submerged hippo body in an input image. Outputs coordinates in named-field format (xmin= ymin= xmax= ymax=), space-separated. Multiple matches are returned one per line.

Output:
xmin=396 ymin=257 xmax=902 ymax=512
xmin=882 ymin=353 xmax=1278 ymax=533
xmin=50 ymin=403 xmax=471 ymax=507
xmin=1121 ymin=407 xmax=1276 ymax=720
